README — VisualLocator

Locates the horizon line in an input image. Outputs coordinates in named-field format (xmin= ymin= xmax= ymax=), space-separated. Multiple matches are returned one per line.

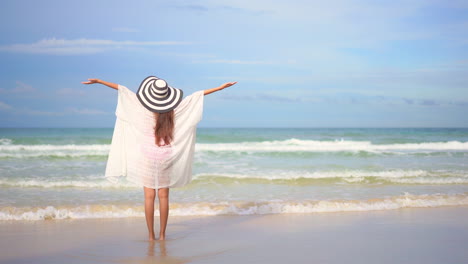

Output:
xmin=1 ymin=126 xmax=468 ymax=129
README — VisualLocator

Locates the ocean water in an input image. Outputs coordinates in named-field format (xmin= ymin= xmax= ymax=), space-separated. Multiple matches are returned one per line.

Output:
xmin=0 ymin=127 xmax=467 ymax=221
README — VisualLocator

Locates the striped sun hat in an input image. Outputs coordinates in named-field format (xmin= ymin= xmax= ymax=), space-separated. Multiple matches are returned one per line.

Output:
xmin=136 ymin=76 xmax=183 ymax=113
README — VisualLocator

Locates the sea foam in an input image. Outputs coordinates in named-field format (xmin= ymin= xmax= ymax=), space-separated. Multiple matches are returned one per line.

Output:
xmin=0 ymin=138 xmax=12 ymax=145
xmin=197 ymin=139 xmax=468 ymax=152
xmin=1 ymin=170 xmax=467 ymax=188
xmin=1 ymin=139 xmax=467 ymax=159
xmin=1 ymin=193 xmax=467 ymax=220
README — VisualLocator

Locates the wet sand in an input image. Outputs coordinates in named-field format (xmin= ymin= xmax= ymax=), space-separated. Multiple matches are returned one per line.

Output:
xmin=1 ymin=206 xmax=467 ymax=264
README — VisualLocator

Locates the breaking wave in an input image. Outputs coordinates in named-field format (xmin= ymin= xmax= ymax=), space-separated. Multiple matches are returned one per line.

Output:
xmin=1 ymin=170 xmax=467 ymax=188
xmin=1 ymin=193 xmax=467 ymax=220
xmin=196 ymin=139 xmax=468 ymax=152
xmin=1 ymin=139 xmax=468 ymax=158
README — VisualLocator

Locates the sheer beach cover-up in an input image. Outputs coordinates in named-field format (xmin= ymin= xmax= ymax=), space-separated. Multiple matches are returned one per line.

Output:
xmin=105 ymin=85 xmax=204 ymax=189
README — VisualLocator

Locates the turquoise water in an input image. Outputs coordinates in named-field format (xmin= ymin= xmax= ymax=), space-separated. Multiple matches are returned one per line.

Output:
xmin=0 ymin=127 xmax=467 ymax=220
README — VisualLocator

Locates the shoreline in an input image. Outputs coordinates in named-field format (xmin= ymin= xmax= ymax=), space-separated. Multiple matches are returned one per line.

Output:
xmin=1 ymin=206 xmax=467 ymax=264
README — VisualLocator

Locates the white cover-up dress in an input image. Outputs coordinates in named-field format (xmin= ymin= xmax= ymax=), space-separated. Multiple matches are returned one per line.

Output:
xmin=105 ymin=84 xmax=204 ymax=189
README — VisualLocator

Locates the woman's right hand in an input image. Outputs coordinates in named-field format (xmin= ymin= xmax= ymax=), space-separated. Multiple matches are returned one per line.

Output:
xmin=82 ymin=78 xmax=119 ymax=90
xmin=81 ymin=78 xmax=101 ymax=85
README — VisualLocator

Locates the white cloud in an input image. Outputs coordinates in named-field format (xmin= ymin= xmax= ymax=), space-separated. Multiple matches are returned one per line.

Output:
xmin=112 ymin=27 xmax=140 ymax=33
xmin=13 ymin=81 xmax=35 ymax=93
xmin=56 ymin=88 xmax=85 ymax=96
xmin=0 ymin=101 xmax=12 ymax=111
xmin=0 ymin=103 xmax=109 ymax=116
xmin=190 ymin=0 xmax=467 ymax=49
xmin=66 ymin=107 xmax=109 ymax=115
xmin=0 ymin=81 xmax=36 ymax=93
xmin=193 ymin=58 xmax=299 ymax=65
xmin=23 ymin=109 xmax=65 ymax=116
xmin=0 ymin=38 xmax=192 ymax=55
xmin=20 ymin=107 xmax=109 ymax=116
xmin=205 ymin=75 xmax=284 ymax=84
xmin=194 ymin=59 xmax=274 ymax=65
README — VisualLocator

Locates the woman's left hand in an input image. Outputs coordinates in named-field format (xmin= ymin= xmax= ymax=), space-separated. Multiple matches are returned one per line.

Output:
xmin=204 ymin=81 xmax=238 ymax=95
xmin=220 ymin=82 xmax=237 ymax=89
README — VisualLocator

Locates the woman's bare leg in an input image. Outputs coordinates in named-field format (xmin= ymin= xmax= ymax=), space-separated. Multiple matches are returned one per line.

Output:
xmin=158 ymin=188 xmax=169 ymax=240
xmin=144 ymin=186 xmax=156 ymax=240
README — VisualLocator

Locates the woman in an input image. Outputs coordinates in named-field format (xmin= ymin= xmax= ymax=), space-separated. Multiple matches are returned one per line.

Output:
xmin=82 ymin=76 xmax=237 ymax=240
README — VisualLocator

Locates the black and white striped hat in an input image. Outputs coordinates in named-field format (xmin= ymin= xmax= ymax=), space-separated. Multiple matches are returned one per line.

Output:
xmin=136 ymin=76 xmax=183 ymax=113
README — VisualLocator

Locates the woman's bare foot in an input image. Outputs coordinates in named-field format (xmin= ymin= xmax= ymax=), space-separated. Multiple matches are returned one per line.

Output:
xmin=149 ymin=233 xmax=156 ymax=241
xmin=158 ymin=234 xmax=165 ymax=241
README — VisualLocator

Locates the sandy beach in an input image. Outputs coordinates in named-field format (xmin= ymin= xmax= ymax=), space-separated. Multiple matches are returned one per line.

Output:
xmin=1 ymin=206 xmax=467 ymax=264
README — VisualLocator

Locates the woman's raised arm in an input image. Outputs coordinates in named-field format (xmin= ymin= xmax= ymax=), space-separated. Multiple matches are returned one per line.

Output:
xmin=82 ymin=78 xmax=119 ymax=90
xmin=204 ymin=82 xmax=237 ymax=95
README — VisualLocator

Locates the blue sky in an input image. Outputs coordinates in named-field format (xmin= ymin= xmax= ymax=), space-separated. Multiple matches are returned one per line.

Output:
xmin=0 ymin=0 xmax=467 ymax=128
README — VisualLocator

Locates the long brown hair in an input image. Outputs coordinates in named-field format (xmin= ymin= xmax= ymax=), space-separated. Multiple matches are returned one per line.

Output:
xmin=154 ymin=110 xmax=175 ymax=146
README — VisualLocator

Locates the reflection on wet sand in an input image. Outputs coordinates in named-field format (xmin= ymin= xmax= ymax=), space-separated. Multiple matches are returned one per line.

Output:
xmin=108 ymin=239 xmax=228 ymax=264
xmin=108 ymin=240 xmax=189 ymax=264
xmin=145 ymin=240 xmax=188 ymax=264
